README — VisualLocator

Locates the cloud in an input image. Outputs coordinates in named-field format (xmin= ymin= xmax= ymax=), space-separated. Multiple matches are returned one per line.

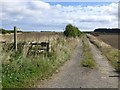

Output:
xmin=1 ymin=0 xmax=118 ymax=31
xmin=30 ymin=0 xmax=50 ymax=10
xmin=42 ymin=0 xmax=119 ymax=2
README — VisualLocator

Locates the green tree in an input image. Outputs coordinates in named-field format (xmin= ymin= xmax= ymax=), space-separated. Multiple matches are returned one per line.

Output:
xmin=64 ymin=24 xmax=82 ymax=37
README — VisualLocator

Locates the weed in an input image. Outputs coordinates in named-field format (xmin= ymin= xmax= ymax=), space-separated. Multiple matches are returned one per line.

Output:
xmin=81 ymin=36 xmax=96 ymax=69
xmin=2 ymin=36 xmax=80 ymax=88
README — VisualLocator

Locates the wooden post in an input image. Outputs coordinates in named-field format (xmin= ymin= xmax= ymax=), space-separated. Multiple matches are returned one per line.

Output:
xmin=47 ymin=42 xmax=49 ymax=53
xmin=23 ymin=45 xmax=29 ymax=57
xmin=14 ymin=26 xmax=17 ymax=51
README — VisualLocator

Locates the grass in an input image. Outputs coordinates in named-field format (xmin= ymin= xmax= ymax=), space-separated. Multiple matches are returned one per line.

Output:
xmin=2 ymin=36 xmax=80 ymax=88
xmin=81 ymin=36 xmax=96 ymax=69
xmin=87 ymin=34 xmax=120 ymax=71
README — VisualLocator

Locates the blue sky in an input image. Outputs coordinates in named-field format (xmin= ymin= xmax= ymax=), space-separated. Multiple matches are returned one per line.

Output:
xmin=48 ymin=2 xmax=112 ymax=6
xmin=1 ymin=0 xmax=118 ymax=31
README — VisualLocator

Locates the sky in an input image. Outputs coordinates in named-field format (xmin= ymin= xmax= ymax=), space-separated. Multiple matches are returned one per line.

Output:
xmin=0 ymin=0 xmax=119 ymax=31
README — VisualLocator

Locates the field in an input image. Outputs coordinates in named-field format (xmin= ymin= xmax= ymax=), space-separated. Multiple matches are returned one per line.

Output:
xmin=94 ymin=34 xmax=119 ymax=50
xmin=1 ymin=32 xmax=63 ymax=42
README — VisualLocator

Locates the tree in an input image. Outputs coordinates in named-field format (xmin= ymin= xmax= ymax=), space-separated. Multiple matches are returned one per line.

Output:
xmin=64 ymin=24 xmax=82 ymax=37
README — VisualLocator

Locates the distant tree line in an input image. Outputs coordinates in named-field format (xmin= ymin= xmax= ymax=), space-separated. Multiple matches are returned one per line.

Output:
xmin=94 ymin=28 xmax=120 ymax=33
xmin=64 ymin=24 xmax=82 ymax=37
xmin=0 ymin=28 xmax=22 ymax=34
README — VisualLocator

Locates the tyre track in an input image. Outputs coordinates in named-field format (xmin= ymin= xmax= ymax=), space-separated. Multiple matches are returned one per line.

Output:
xmin=37 ymin=38 xmax=118 ymax=88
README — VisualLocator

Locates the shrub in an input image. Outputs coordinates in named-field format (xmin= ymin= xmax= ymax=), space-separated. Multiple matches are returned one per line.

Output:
xmin=0 ymin=28 xmax=22 ymax=34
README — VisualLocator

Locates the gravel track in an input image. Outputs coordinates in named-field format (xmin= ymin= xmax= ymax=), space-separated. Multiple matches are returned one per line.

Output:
xmin=38 ymin=39 xmax=118 ymax=88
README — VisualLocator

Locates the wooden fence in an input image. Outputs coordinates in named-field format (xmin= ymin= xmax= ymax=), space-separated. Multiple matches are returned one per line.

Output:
xmin=1 ymin=26 xmax=51 ymax=57
xmin=23 ymin=41 xmax=50 ymax=57
xmin=1 ymin=41 xmax=51 ymax=57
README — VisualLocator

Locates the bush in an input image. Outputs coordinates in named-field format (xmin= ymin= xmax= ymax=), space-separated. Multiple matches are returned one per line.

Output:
xmin=64 ymin=24 xmax=82 ymax=37
xmin=0 ymin=29 xmax=22 ymax=34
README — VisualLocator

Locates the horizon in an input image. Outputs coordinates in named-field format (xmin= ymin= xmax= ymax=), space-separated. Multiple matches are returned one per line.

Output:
xmin=1 ymin=0 xmax=119 ymax=31
xmin=1 ymin=27 xmax=120 ymax=32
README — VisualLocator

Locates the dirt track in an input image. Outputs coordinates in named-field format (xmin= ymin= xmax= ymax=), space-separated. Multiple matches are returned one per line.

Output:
xmin=38 ymin=38 xmax=118 ymax=88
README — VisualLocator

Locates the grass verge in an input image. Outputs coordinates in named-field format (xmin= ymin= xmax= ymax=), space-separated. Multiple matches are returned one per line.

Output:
xmin=81 ymin=36 xmax=96 ymax=69
xmin=87 ymin=34 xmax=120 ymax=71
xmin=2 ymin=36 xmax=80 ymax=88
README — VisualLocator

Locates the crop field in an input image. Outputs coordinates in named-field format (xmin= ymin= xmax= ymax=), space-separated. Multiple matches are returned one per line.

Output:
xmin=94 ymin=34 xmax=119 ymax=50
xmin=1 ymin=32 xmax=63 ymax=42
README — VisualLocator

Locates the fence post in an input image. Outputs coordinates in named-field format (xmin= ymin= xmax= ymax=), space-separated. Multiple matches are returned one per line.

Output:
xmin=14 ymin=26 xmax=17 ymax=51
xmin=23 ymin=44 xmax=29 ymax=57
xmin=47 ymin=41 xmax=49 ymax=53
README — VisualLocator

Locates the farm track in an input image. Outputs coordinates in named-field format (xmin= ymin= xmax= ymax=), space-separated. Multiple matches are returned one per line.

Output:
xmin=38 ymin=38 xmax=118 ymax=88
xmin=87 ymin=38 xmax=118 ymax=88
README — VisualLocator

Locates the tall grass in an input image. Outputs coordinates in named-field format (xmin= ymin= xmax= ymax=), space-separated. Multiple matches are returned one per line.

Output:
xmin=2 ymin=36 xmax=80 ymax=88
